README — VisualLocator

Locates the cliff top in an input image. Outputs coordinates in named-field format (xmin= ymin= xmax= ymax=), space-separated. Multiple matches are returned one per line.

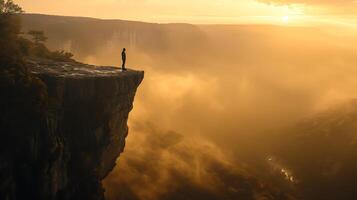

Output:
xmin=27 ymin=58 xmax=141 ymax=78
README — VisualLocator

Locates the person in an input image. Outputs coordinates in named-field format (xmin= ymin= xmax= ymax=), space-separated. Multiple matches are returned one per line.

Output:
xmin=121 ymin=48 xmax=126 ymax=70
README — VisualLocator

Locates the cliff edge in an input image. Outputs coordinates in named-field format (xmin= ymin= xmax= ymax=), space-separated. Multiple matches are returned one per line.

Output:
xmin=1 ymin=59 xmax=144 ymax=200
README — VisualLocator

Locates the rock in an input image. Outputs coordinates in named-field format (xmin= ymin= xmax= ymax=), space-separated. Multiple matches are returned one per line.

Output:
xmin=0 ymin=58 xmax=144 ymax=200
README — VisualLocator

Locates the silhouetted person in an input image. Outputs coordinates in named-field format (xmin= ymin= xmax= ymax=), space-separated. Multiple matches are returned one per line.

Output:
xmin=121 ymin=48 xmax=126 ymax=70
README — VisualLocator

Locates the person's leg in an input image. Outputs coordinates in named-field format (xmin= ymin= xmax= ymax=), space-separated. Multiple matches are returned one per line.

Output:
xmin=122 ymin=60 xmax=126 ymax=70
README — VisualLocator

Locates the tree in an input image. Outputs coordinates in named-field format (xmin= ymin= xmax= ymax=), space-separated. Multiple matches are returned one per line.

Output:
xmin=28 ymin=30 xmax=48 ymax=45
xmin=0 ymin=0 xmax=23 ymax=15
xmin=0 ymin=0 xmax=23 ymax=69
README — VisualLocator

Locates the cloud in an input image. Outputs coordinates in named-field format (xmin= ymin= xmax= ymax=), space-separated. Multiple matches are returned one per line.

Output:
xmin=258 ymin=0 xmax=357 ymax=14
xmin=259 ymin=0 xmax=356 ymax=5
xmin=103 ymin=123 xmax=293 ymax=200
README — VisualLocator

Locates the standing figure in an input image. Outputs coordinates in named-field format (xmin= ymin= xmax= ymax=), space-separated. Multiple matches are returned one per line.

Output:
xmin=121 ymin=48 xmax=126 ymax=70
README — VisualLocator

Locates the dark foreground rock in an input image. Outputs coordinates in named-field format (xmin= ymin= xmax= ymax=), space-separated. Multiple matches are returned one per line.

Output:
xmin=0 ymin=59 xmax=144 ymax=200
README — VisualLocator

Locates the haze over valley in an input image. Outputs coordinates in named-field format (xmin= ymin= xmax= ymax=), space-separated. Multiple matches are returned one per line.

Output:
xmin=19 ymin=13 xmax=357 ymax=200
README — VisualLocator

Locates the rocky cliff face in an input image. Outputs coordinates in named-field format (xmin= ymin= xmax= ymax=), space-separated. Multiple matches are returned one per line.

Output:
xmin=0 ymin=59 xmax=143 ymax=200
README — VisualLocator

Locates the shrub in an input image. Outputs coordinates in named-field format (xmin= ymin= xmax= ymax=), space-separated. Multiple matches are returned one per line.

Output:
xmin=49 ymin=50 xmax=74 ymax=62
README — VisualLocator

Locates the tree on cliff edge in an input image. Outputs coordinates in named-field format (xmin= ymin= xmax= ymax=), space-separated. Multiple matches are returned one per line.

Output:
xmin=0 ymin=0 xmax=24 ymax=69
xmin=0 ymin=0 xmax=22 ymax=14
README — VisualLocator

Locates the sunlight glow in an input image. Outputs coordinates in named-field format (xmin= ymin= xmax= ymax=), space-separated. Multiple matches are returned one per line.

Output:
xmin=17 ymin=0 xmax=308 ymax=25
xmin=15 ymin=0 xmax=357 ymax=27
xmin=282 ymin=16 xmax=290 ymax=23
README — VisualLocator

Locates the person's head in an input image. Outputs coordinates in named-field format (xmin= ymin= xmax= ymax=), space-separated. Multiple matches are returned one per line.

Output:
xmin=123 ymin=48 xmax=126 ymax=52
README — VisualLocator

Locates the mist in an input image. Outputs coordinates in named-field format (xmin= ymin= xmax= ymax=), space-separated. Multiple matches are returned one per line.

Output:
xmin=21 ymin=14 xmax=357 ymax=200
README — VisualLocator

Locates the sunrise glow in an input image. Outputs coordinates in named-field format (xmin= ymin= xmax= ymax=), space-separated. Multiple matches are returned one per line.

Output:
xmin=282 ymin=16 xmax=290 ymax=23
xmin=3 ymin=0 xmax=357 ymax=200
xmin=15 ymin=0 xmax=311 ymax=25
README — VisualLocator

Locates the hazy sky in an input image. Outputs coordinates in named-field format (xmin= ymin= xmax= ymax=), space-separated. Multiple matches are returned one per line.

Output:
xmin=16 ymin=0 xmax=357 ymax=25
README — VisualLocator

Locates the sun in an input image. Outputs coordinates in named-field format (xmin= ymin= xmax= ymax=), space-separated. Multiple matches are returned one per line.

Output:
xmin=282 ymin=16 xmax=290 ymax=23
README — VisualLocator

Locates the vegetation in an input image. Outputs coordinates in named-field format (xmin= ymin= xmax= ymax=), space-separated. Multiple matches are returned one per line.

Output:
xmin=48 ymin=50 xmax=74 ymax=61
xmin=28 ymin=30 xmax=47 ymax=45
xmin=0 ymin=2 xmax=76 ymax=198
xmin=0 ymin=0 xmax=75 ymax=127
xmin=0 ymin=0 xmax=75 ymax=132
xmin=0 ymin=0 xmax=23 ymax=70
xmin=0 ymin=0 xmax=48 ymax=144
xmin=19 ymin=30 xmax=74 ymax=61
xmin=0 ymin=1 xmax=73 ymax=64
xmin=0 ymin=0 xmax=22 ymax=14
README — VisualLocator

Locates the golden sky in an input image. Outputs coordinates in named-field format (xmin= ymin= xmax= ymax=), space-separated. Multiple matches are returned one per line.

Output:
xmin=16 ymin=0 xmax=357 ymax=25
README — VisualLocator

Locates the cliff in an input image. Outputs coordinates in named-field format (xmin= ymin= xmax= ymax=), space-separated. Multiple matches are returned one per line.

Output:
xmin=0 ymin=59 xmax=144 ymax=200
